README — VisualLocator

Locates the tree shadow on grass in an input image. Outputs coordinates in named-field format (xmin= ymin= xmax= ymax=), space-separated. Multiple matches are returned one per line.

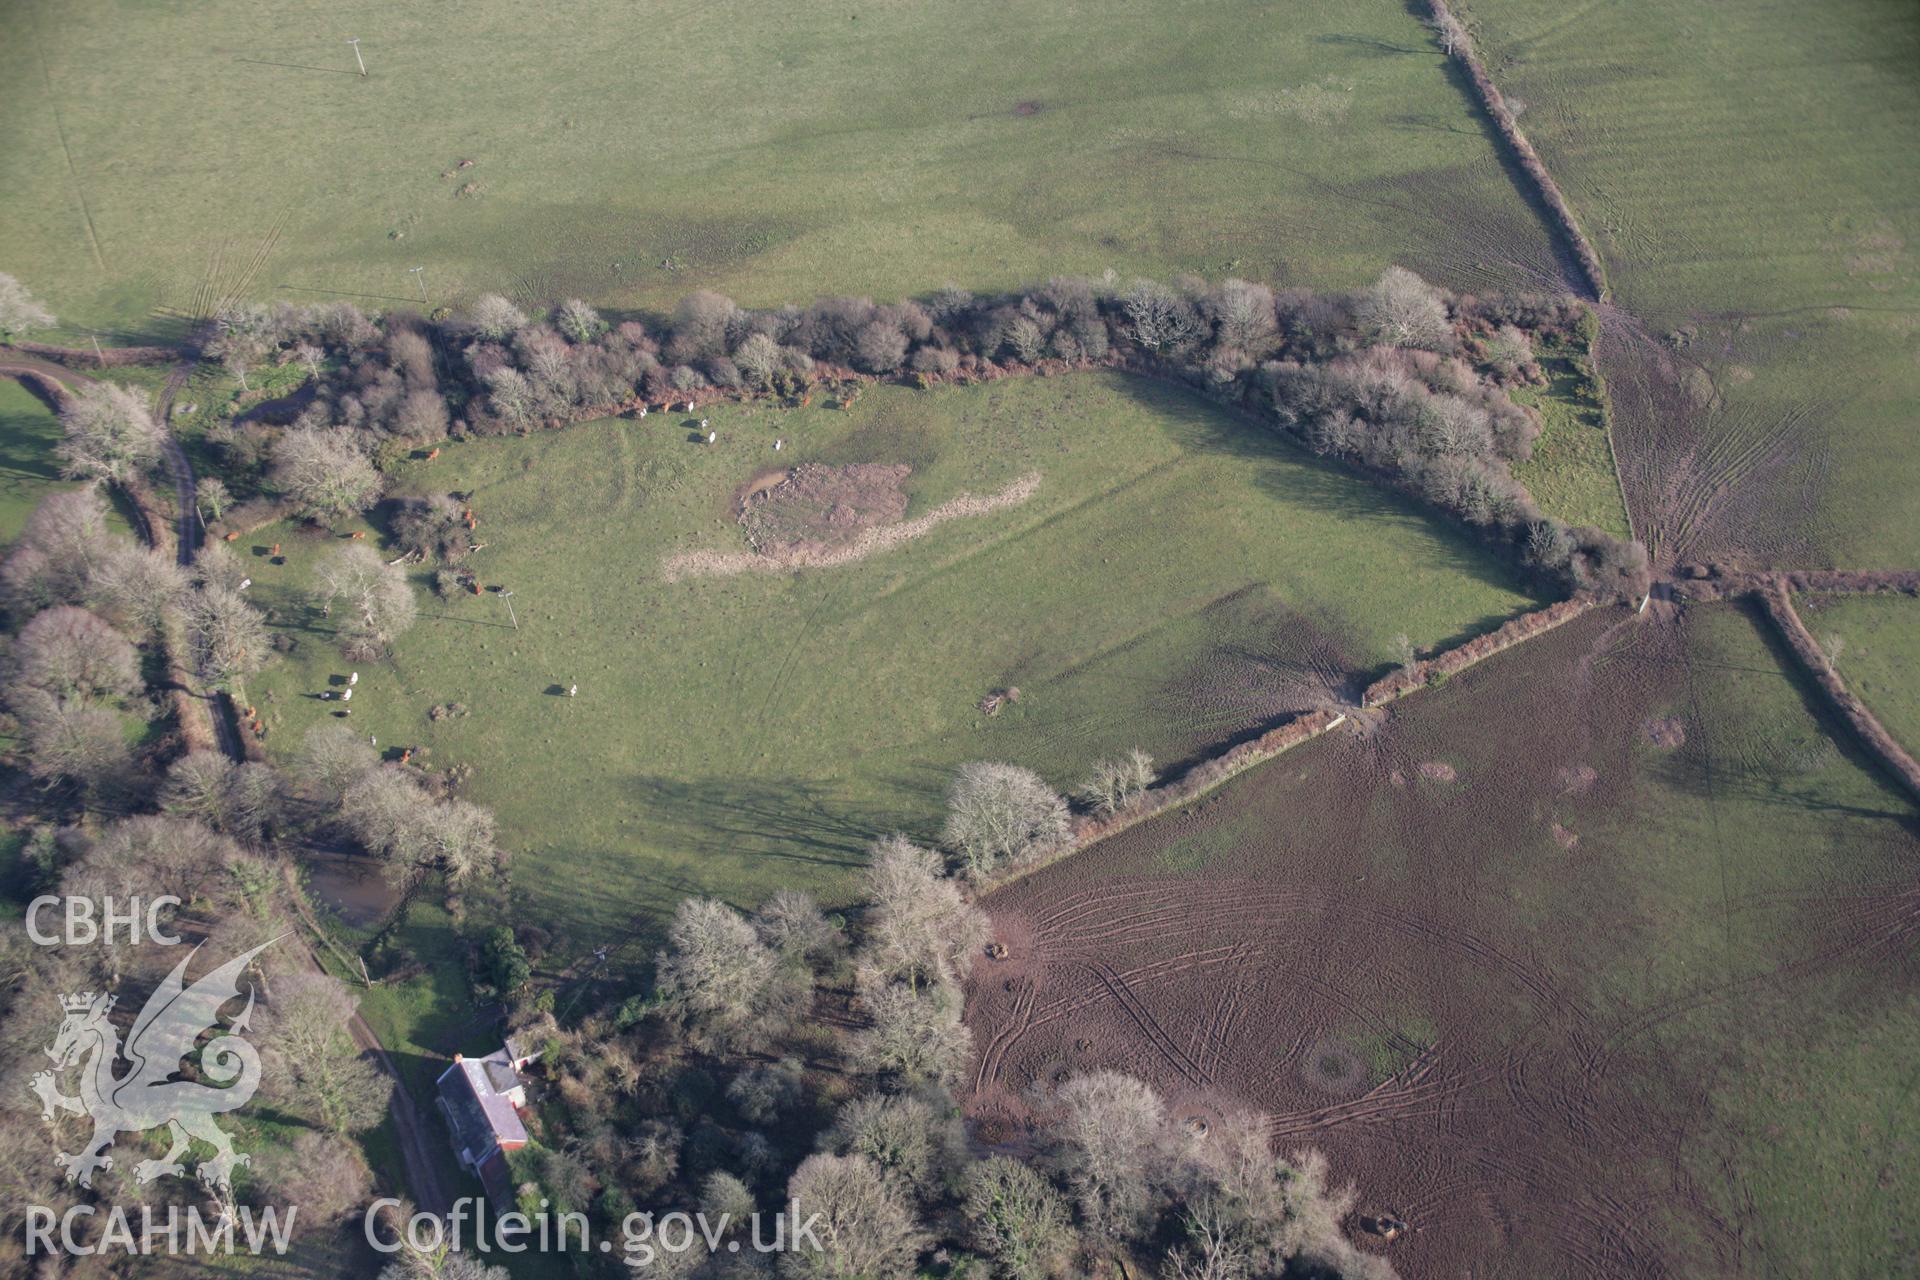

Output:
xmin=1657 ymin=601 xmax=1920 ymax=832
xmin=1111 ymin=371 xmax=1550 ymax=615
xmin=627 ymin=773 xmax=894 ymax=871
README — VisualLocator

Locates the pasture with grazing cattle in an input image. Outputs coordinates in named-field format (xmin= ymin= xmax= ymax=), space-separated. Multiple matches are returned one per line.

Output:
xmin=2 ymin=0 xmax=1916 ymax=1274
xmin=238 ymin=373 xmax=1545 ymax=950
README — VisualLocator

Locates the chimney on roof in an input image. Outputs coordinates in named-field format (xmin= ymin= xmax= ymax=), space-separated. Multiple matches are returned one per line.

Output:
xmin=454 ymin=1053 xmax=464 ymax=1063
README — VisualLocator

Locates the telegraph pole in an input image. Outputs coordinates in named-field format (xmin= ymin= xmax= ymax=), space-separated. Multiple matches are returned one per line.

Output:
xmin=347 ymin=37 xmax=366 ymax=77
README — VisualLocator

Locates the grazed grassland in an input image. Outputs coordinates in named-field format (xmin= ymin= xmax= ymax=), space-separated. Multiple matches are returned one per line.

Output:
xmin=240 ymin=373 xmax=1544 ymax=951
xmin=1 ymin=0 xmax=1567 ymax=338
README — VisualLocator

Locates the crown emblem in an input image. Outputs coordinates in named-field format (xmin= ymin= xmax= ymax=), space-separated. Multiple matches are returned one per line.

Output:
xmin=60 ymin=992 xmax=110 ymax=1013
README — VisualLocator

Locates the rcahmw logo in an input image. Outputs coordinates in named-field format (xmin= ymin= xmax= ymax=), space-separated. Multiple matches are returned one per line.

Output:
xmin=23 ymin=902 xmax=294 ymax=1256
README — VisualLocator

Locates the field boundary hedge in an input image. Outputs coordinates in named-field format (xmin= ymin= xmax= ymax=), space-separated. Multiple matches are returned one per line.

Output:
xmin=1361 ymin=594 xmax=1600 ymax=705
xmin=7 ymin=339 xmax=178 ymax=368
xmin=1434 ymin=0 xmax=1610 ymax=301
xmin=973 ymin=594 xmax=1605 ymax=893
xmin=1754 ymin=580 xmax=1920 ymax=804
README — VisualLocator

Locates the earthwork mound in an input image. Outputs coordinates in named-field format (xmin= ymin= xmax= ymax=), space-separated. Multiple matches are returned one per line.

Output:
xmin=666 ymin=466 xmax=1039 ymax=581
xmin=742 ymin=463 xmax=912 ymax=556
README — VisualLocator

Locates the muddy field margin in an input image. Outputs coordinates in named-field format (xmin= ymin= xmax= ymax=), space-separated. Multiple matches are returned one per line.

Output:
xmin=1435 ymin=0 xmax=1610 ymax=302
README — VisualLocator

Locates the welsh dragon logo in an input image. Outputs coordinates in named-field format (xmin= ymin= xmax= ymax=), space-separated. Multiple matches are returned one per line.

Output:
xmin=30 ymin=942 xmax=273 ymax=1191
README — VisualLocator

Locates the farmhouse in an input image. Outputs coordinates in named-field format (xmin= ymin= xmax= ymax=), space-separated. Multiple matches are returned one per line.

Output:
xmin=435 ymin=1040 xmax=538 ymax=1204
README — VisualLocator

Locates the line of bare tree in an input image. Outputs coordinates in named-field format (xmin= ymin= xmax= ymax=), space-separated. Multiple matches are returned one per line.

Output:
xmin=168 ymin=267 xmax=1644 ymax=599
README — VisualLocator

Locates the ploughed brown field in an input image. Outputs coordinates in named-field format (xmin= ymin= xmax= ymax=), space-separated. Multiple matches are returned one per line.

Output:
xmin=964 ymin=605 xmax=1920 ymax=1277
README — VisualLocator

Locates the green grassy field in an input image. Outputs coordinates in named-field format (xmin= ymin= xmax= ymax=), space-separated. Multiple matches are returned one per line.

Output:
xmin=0 ymin=380 xmax=68 ymax=544
xmin=242 ymin=373 xmax=1545 ymax=954
xmin=1462 ymin=0 xmax=1920 ymax=566
xmin=1586 ymin=605 xmax=1920 ymax=1274
xmin=0 ymin=377 xmax=143 ymax=545
xmin=1 ymin=0 xmax=1566 ymax=340
xmin=1509 ymin=338 xmax=1631 ymax=540
xmin=1802 ymin=592 xmax=1920 ymax=758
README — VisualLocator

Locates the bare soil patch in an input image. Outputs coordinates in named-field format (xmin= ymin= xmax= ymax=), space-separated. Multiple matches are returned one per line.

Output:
xmin=1643 ymin=716 xmax=1686 ymax=749
xmin=742 ymin=462 xmax=911 ymax=556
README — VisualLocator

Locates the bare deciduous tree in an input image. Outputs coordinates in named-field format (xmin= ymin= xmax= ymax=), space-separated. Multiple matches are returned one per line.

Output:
xmin=752 ymin=888 xmax=841 ymax=967
xmin=11 ymin=689 xmax=135 ymax=798
xmin=1051 ymin=1070 xmax=1169 ymax=1237
xmin=160 ymin=751 xmax=279 ymax=844
xmin=465 ymin=294 xmax=528 ymax=341
xmin=482 ymin=365 xmax=537 ymax=428
xmin=733 ymin=332 xmax=785 ymax=389
xmin=782 ymin=1153 xmax=928 ymax=1280
xmin=853 ymin=320 xmax=908 ymax=373
xmin=1121 ymin=280 xmax=1202 ymax=352
xmin=653 ymin=897 xmax=800 ymax=1047
xmin=312 ymin=543 xmax=417 ymax=655
xmin=553 ymin=299 xmax=604 ymax=344
xmin=1355 ymin=267 xmax=1452 ymax=351
xmin=270 ymin=426 xmax=381 ymax=518
xmin=72 ymin=815 xmax=237 ymax=908
xmin=964 ymin=1156 xmax=1074 ymax=1280
xmin=1481 ymin=324 xmax=1534 ymax=379
xmin=823 ymin=1092 xmax=952 ymax=1195
xmin=861 ymin=835 xmax=989 ymax=988
xmin=852 ymin=981 xmax=973 ymax=1087
xmin=87 ymin=540 xmax=186 ymax=635
xmin=669 ymin=291 xmax=745 ymax=361
xmin=256 ymin=1130 xmax=374 ymax=1229
xmin=1 ymin=487 xmax=114 ymax=609
xmin=11 ymin=606 xmax=140 ymax=704
xmin=260 ymin=971 xmax=393 ymax=1135
xmin=296 ymin=721 xmax=380 ymax=810
xmin=342 ymin=768 xmax=497 ymax=930
xmin=0 ymin=272 xmax=56 ymax=339
xmin=185 ymin=584 xmax=269 ymax=684
xmin=726 ymin=1057 xmax=803 ymax=1123
xmin=1205 ymin=278 xmax=1280 ymax=359
xmin=1076 ymin=748 xmax=1154 ymax=817
xmin=193 ymin=538 xmax=253 ymax=593
xmin=701 ymin=1170 xmax=757 ymax=1228
xmin=942 ymin=762 xmax=1071 ymax=877
xmin=55 ymin=383 xmax=162 ymax=485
